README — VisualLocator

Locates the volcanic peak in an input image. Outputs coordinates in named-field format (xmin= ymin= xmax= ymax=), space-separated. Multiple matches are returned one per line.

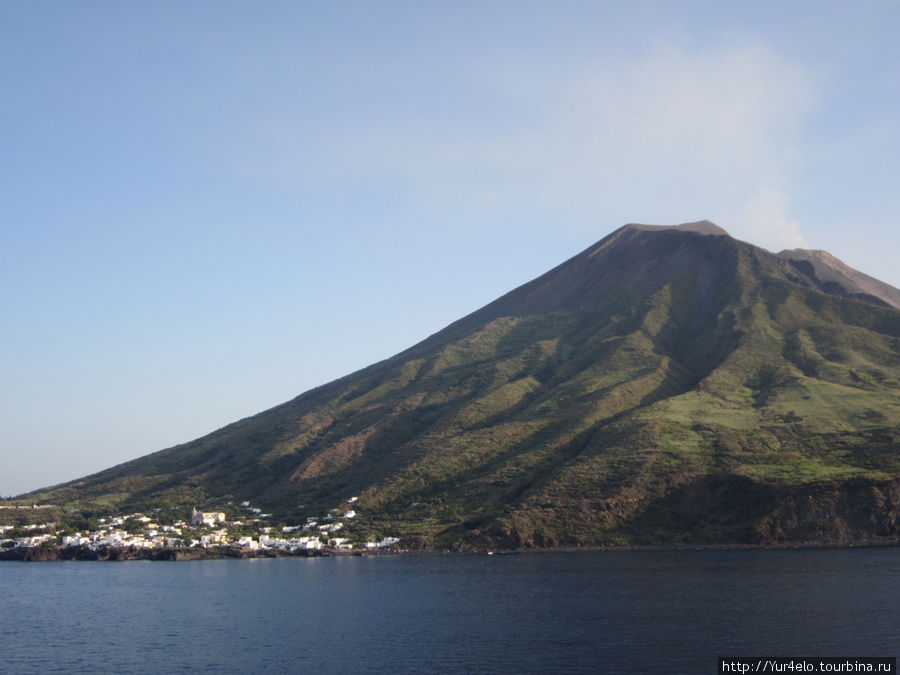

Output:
xmin=623 ymin=220 xmax=730 ymax=236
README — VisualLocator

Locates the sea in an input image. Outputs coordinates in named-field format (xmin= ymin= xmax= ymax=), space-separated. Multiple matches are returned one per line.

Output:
xmin=1 ymin=548 xmax=897 ymax=674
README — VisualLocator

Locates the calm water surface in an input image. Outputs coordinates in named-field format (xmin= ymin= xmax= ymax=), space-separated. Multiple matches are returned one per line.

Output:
xmin=1 ymin=548 xmax=897 ymax=673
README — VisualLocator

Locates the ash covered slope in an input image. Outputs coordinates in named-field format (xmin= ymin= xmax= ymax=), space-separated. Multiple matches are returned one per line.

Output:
xmin=33 ymin=222 xmax=900 ymax=548
xmin=777 ymin=248 xmax=900 ymax=310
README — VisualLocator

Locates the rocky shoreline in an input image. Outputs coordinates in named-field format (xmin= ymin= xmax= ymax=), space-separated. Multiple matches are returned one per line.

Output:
xmin=0 ymin=544 xmax=341 ymax=562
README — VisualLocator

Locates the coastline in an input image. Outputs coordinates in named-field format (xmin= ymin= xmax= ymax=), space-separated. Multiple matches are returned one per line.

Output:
xmin=3 ymin=538 xmax=899 ymax=562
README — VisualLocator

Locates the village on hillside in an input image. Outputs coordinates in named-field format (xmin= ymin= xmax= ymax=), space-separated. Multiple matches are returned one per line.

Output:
xmin=0 ymin=497 xmax=399 ymax=559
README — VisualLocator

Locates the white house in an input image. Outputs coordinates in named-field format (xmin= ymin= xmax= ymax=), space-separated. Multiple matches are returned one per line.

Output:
xmin=62 ymin=535 xmax=90 ymax=547
xmin=199 ymin=532 xmax=227 ymax=547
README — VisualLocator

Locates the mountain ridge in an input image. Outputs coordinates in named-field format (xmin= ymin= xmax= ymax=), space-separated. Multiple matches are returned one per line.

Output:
xmin=776 ymin=247 xmax=900 ymax=310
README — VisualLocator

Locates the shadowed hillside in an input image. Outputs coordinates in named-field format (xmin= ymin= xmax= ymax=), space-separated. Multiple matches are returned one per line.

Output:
xmin=27 ymin=222 xmax=900 ymax=549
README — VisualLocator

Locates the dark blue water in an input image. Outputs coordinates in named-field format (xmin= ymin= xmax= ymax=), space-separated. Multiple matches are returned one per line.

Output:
xmin=1 ymin=549 xmax=897 ymax=673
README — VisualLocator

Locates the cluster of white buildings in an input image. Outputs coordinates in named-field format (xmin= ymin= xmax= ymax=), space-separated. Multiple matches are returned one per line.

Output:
xmin=1 ymin=514 xmax=176 ymax=551
xmin=1 ymin=522 xmax=57 ymax=549
xmin=1 ymin=498 xmax=401 ymax=554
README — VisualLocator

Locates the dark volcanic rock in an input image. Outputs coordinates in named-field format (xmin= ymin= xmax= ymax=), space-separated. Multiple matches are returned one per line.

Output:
xmin=759 ymin=477 xmax=900 ymax=544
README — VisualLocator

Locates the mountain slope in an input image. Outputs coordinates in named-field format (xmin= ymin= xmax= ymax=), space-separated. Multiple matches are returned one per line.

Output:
xmin=31 ymin=222 xmax=900 ymax=548
xmin=776 ymin=248 xmax=900 ymax=310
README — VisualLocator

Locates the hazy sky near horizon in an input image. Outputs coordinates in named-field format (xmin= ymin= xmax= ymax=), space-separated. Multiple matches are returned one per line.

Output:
xmin=2 ymin=1 xmax=899 ymax=496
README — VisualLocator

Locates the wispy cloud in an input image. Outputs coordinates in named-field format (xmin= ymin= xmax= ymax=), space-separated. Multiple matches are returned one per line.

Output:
xmin=234 ymin=39 xmax=814 ymax=249
xmin=738 ymin=187 xmax=808 ymax=251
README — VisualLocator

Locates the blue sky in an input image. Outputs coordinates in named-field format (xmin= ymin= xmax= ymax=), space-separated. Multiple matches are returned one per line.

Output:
xmin=2 ymin=1 xmax=899 ymax=496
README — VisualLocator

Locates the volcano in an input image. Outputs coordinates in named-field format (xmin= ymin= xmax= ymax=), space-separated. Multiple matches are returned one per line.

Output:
xmin=33 ymin=221 xmax=900 ymax=548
